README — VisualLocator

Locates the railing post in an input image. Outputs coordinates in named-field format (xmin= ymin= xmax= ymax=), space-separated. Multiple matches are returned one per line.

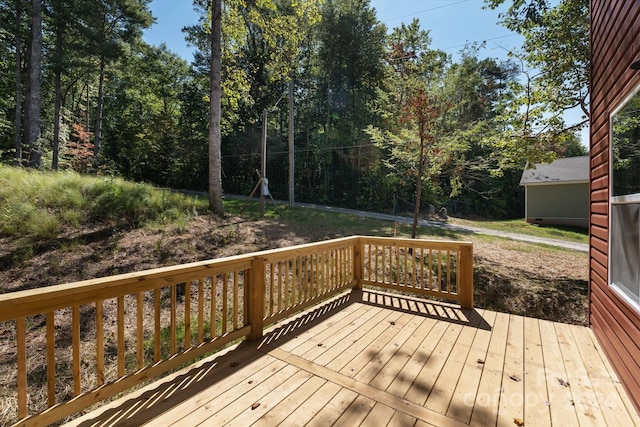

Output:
xmin=353 ymin=238 xmax=363 ymax=290
xmin=459 ymin=244 xmax=474 ymax=310
xmin=247 ymin=257 xmax=266 ymax=340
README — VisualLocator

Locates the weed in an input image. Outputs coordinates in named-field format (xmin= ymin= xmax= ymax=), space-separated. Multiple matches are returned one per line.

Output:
xmin=143 ymin=321 xmax=213 ymax=362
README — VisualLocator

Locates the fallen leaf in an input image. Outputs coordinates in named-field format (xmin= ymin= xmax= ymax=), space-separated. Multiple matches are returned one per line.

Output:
xmin=514 ymin=417 xmax=524 ymax=426
xmin=557 ymin=378 xmax=570 ymax=387
xmin=389 ymin=321 xmax=396 ymax=326
xmin=477 ymin=359 xmax=485 ymax=364
xmin=248 ymin=380 xmax=253 ymax=384
xmin=509 ymin=374 xmax=521 ymax=382
xmin=317 ymin=343 xmax=323 ymax=347
xmin=251 ymin=402 xmax=260 ymax=410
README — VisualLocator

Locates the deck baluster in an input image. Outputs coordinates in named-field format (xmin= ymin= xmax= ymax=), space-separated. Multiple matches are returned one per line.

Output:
xmin=46 ymin=311 xmax=56 ymax=407
xmin=17 ymin=317 xmax=27 ymax=419
xmin=72 ymin=305 xmax=81 ymax=396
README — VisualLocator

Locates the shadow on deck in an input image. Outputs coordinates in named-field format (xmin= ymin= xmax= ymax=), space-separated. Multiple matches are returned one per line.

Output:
xmin=66 ymin=290 xmax=639 ymax=427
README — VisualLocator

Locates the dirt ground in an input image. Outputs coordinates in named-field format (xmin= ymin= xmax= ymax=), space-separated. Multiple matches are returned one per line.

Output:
xmin=0 ymin=214 xmax=589 ymax=325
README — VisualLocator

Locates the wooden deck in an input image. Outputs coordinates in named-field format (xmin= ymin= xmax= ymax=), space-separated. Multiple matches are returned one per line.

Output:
xmin=66 ymin=290 xmax=640 ymax=427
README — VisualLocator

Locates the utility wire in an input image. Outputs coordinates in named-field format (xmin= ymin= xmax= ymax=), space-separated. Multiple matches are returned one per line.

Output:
xmin=374 ymin=0 xmax=520 ymax=52
xmin=380 ymin=0 xmax=474 ymax=23
xmin=222 ymin=143 xmax=378 ymax=159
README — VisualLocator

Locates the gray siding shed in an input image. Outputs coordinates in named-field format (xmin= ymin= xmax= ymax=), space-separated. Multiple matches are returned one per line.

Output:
xmin=520 ymin=156 xmax=589 ymax=228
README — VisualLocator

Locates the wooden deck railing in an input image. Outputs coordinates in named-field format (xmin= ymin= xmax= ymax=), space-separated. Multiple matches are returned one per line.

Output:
xmin=0 ymin=236 xmax=472 ymax=426
xmin=359 ymin=237 xmax=473 ymax=308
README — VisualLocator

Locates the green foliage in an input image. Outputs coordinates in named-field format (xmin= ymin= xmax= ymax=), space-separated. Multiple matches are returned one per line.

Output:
xmin=0 ymin=0 xmax=590 ymax=221
xmin=0 ymin=166 xmax=209 ymax=238
xmin=484 ymin=0 xmax=589 ymax=168
xmin=101 ymin=43 xmax=202 ymax=189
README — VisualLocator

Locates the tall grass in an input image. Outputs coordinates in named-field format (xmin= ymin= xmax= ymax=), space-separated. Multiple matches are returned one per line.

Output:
xmin=0 ymin=166 xmax=209 ymax=238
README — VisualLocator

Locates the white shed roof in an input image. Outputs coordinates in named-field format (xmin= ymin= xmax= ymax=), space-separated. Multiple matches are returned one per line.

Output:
xmin=519 ymin=156 xmax=589 ymax=186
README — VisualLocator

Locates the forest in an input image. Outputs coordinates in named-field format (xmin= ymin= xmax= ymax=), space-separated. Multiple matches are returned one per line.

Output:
xmin=0 ymin=0 xmax=588 ymax=219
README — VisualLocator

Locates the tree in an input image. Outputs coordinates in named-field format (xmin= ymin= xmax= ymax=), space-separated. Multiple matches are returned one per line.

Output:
xmin=209 ymin=0 xmax=224 ymax=215
xmin=78 ymin=0 xmax=153 ymax=159
xmin=25 ymin=0 xmax=42 ymax=167
xmin=187 ymin=0 xmax=325 ymax=204
xmin=386 ymin=19 xmax=447 ymax=110
xmin=369 ymin=19 xmax=451 ymax=218
xmin=439 ymin=51 xmax=526 ymax=217
xmin=48 ymin=0 xmax=78 ymax=169
xmin=484 ymin=0 xmax=589 ymax=166
xmin=100 ymin=44 xmax=191 ymax=184
xmin=299 ymin=0 xmax=387 ymax=205
xmin=403 ymin=90 xmax=447 ymax=238
xmin=11 ymin=0 xmax=24 ymax=165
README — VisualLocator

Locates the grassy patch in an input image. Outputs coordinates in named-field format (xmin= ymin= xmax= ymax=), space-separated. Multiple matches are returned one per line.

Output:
xmin=449 ymin=217 xmax=588 ymax=244
xmin=0 ymin=166 xmax=209 ymax=239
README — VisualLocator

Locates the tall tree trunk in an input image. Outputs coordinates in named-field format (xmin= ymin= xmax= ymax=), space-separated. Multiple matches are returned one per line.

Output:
xmin=93 ymin=58 xmax=105 ymax=158
xmin=26 ymin=0 xmax=42 ymax=168
xmin=85 ymin=82 xmax=90 ymax=130
xmin=52 ymin=9 xmax=64 ymax=170
xmin=53 ymin=72 xmax=62 ymax=169
xmin=412 ymin=129 xmax=425 ymax=239
xmin=208 ymin=0 xmax=224 ymax=216
xmin=14 ymin=0 xmax=23 ymax=165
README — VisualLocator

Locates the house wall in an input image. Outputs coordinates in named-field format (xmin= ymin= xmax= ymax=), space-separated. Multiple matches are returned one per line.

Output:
xmin=525 ymin=183 xmax=588 ymax=227
xmin=591 ymin=0 xmax=640 ymax=413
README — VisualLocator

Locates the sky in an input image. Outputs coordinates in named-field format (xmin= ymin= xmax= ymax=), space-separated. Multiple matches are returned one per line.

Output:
xmin=142 ymin=0 xmax=521 ymax=63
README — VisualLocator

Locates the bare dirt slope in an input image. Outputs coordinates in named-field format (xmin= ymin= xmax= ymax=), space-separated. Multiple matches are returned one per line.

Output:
xmin=0 ymin=214 xmax=588 ymax=325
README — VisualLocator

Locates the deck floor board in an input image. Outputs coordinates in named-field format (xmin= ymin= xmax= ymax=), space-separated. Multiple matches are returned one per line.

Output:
xmin=65 ymin=290 xmax=640 ymax=427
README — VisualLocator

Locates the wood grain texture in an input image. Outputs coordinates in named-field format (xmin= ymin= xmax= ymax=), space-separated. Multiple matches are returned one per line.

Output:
xmin=64 ymin=292 xmax=635 ymax=427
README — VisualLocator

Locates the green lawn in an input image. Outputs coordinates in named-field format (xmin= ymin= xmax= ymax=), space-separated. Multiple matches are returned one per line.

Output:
xmin=448 ymin=217 xmax=589 ymax=244
xmin=223 ymin=199 xmax=466 ymax=240
xmin=224 ymin=199 xmax=589 ymax=246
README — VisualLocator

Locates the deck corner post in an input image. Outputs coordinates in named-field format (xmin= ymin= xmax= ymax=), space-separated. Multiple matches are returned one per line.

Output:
xmin=247 ymin=257 xmax=266 ymax=340
xmin=459 ymin=244 xmax=474 ymax=310
xmin=353 ymin=238 xmax=364 ymax=290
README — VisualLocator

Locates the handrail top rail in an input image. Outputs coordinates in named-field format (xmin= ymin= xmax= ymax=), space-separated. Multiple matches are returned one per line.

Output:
xmin=0 ymin=236 xmax=361 ymax=310
xmin=359 ymin=236 xmax=473 ymax=248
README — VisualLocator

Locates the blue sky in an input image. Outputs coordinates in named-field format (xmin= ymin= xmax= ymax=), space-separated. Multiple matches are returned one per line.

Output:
xmin=143 ymin=0 xmax=521 ymax=62
xmin=371 ymin=0 xmax=521 ymax=59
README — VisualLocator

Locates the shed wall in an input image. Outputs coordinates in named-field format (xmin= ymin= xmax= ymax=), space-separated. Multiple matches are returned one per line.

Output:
xmin=526 ymin=183 xmax=588 ymax=227
xmin=591 ymin=0 xmax=640 ymax=413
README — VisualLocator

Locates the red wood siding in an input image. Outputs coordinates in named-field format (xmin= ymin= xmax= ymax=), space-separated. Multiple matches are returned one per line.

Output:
xmin=590 ymin=0 xmax=640 ymax=414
